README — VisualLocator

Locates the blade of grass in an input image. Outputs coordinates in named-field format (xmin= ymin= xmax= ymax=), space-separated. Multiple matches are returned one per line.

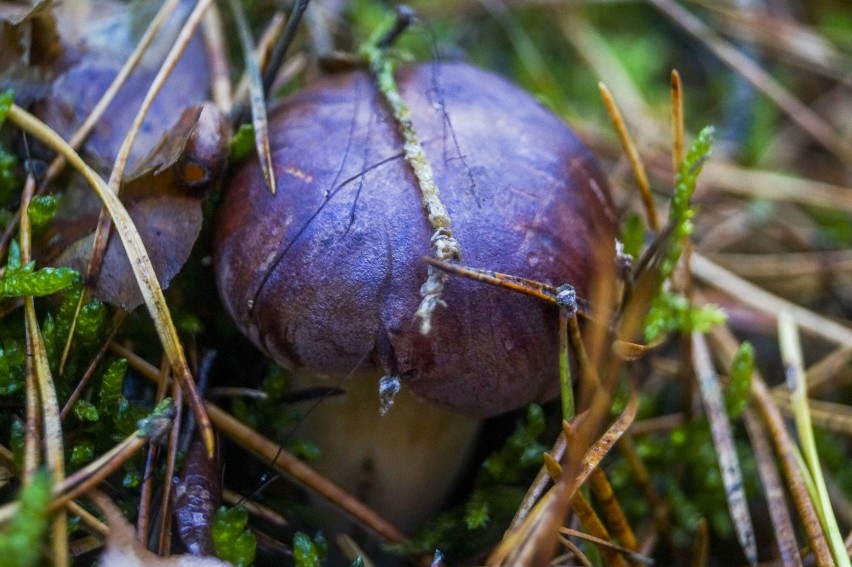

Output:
xmin=779 ymin=311 xmax=850 ymax=567
xmin=227 ymin=0 xmax=276 ymax=194
xmin=692 ymin=332 xmax=757 ymax=565
xmin=7 ymin=104 xmax=216 ymax=457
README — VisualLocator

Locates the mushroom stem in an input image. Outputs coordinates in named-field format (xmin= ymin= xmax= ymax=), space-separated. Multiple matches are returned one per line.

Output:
xmin=289 ymin=374 xmax=481 ymax=535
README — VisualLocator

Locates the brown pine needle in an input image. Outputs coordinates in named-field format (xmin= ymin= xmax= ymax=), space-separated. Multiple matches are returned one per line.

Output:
xmin=228 ymin=0 xmax=276 ymax=194
xmin=671 ymin=70 xmax=685 ymax=175
xmin=598 ymin=82 xmax=660 ymax=232
xmin=588 ymin=468 xmax=638 ymax=552
xmin=560 ymin=527 xmax=653 ymax=565
xmin=571 ymin=491 xmax=629 ymax=567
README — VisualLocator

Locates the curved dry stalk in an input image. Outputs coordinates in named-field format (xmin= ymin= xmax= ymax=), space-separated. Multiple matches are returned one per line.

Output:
xmin=21 ymin=173 xmax=68 ymax=567
xmin=7 ymin=104 xmax=215 ymax=457
xmin=203 ymin=402 xmax=407 ymax=544
xmin=647 ymin=0 xmax=852 ymax=165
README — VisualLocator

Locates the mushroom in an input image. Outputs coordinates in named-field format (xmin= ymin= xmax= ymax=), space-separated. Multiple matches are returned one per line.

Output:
xmin=214 ymin=62 xmax=617 ymax=533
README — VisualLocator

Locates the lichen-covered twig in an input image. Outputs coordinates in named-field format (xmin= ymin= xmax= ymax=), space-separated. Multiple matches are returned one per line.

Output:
xmin=361 ymin=7 xmax=461 ymax=334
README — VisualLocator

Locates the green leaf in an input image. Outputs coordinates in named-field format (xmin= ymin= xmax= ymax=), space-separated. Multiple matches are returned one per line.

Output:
xmin=0 ymin=90 xmax=13 ymax=127
xmin=76 ymin=299 xmax=107 ymax=348
xmin=0 ymin=468 xmax=52 ymax=567
xmin=0 ymin=251 xmax=77 ymax=298
xmin=644 ymin=292 xmax=726 ymax=340
xmin=465 ymin=494 xmax=490 ymax=529
xmin=293 ymin=532 xmax=321 ymax=567
xmin=643 ymin=126 xmax=716 ymax=342
xmin=621 ymin=212 xmax=645 ymax=259
xmin=73 ymin=400 xmax=99 ymax=422
xmin=122 ymin=468 xmax=141 ymax=488
xmin=0 ymin=150 xmax=20 ymax=206
xmin=70 ymin=441 xmax=95 ymax=465
xmin=213 ymin=506 xmax=256 ymax=567
xmin=229 ymin=124 xmax=256 ymax=163
xmin=26 ymin=195 xmax=59 ymax=231
xmin=726 ymin=342 xmax=754 ymax=418
xmin=0 ymin=345 xmax=26 ymax=396
xmin=98 ymin=358 xmax=128 ymax=416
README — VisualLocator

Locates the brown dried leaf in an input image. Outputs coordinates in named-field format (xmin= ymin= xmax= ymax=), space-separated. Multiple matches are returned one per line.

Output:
xmin=0 ymin=0 xmax=61 ymax=102
xmin=45 ymin=103 xmax=228 ymax=310
xmin=31 ymin=0 xmax=210 ymax=171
